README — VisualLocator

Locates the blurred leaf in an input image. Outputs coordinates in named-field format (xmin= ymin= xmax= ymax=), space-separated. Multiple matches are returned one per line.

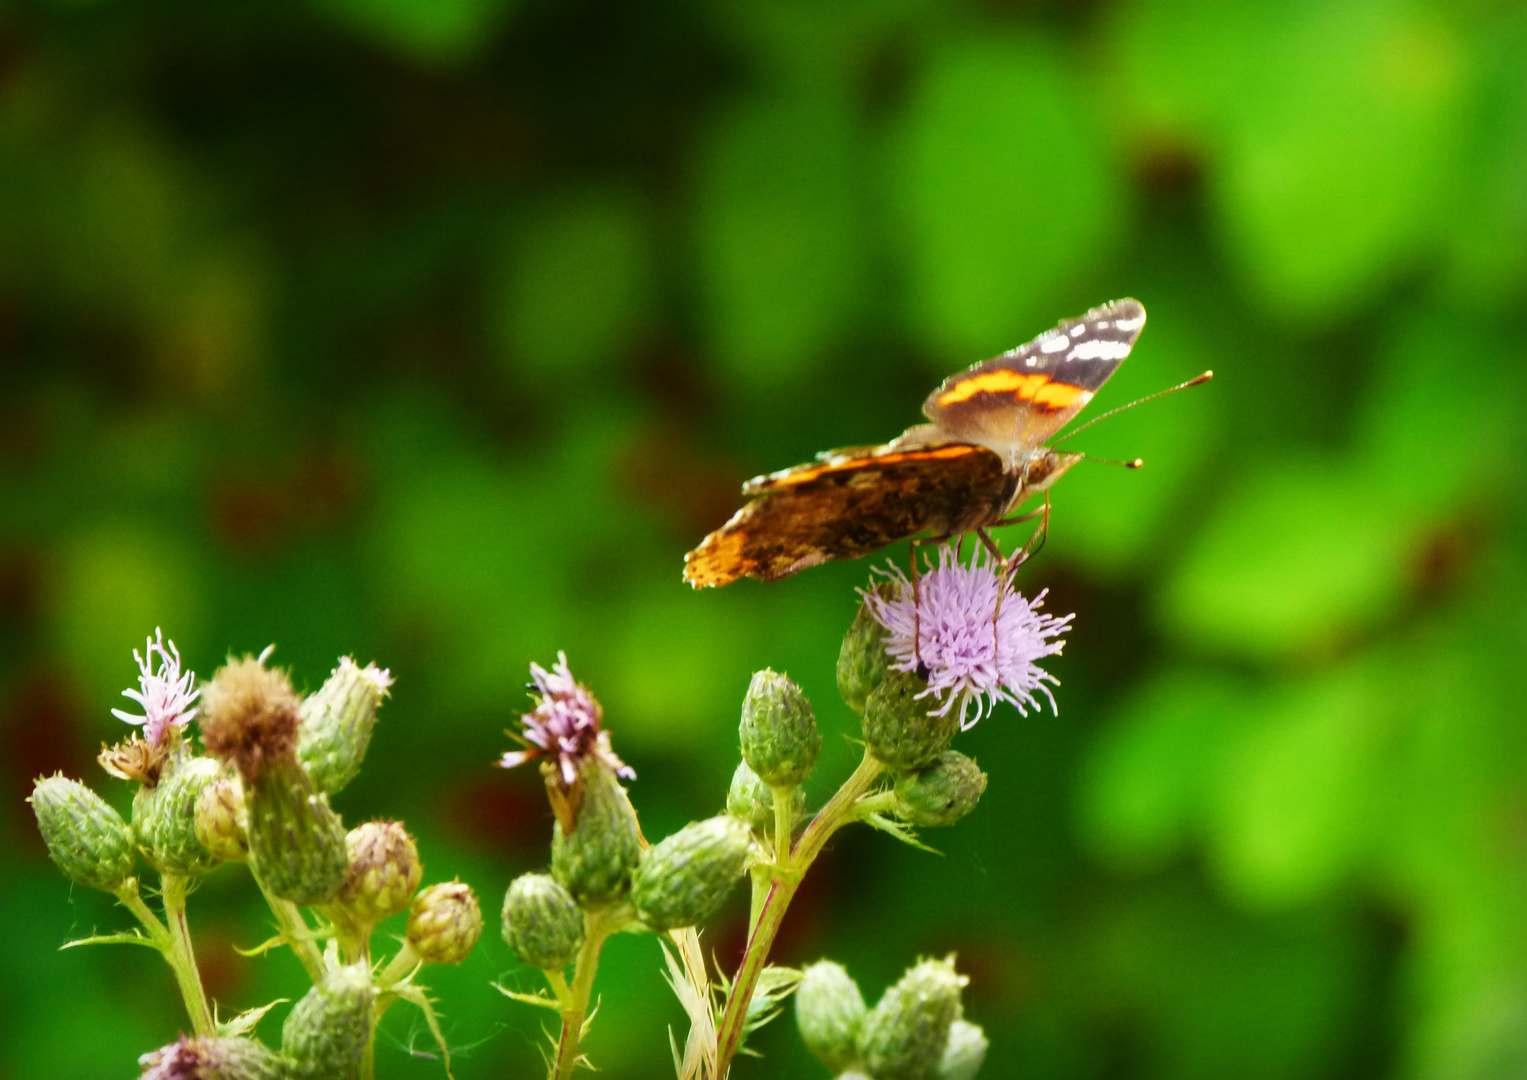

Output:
xmin=53 ymin=524 xmax=207 ymax=710
xmin=1053 ymin=311 xmax=1223 ymax=574
xmin=1439 ymin=20 xmax=1527 ymax=307
xmin=1079 ymin=668 xmax=1248 ymax=873
xmin=317 ymin=0 xmax=517 ymax=63
xmin=1093 ymin=878 xmax=1366 ymax=1080
xmin=1105 ymin=0 xmax=1270 ymax=144
xmin=1209 ymin=0 xmax=1468 ymax=321
xmin=1353 ymin=306 xmax=1522 ymax=518
xmin=492 ymin=187 xmax=654 ymax=381
xmin=1208 ymin=659 xmax=1392 ymax=909
xmin=892 ymin=36 xmax=1125 ymax=358
xmin=371 ymin=452 xmax=572 ymax=711
xmin=1158 ymin=459 xmax=1416 ymax=659
xmin=602 ymin=583 xmax=754 ymax=753
xmin=694 ymin=88 xmax=868 ymax=388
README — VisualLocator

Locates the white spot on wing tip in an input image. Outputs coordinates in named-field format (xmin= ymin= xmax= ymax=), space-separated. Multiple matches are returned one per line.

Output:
xmin=1068 ymin=339 xmax=1133 ymax=362
xmin=1039 ymin=332 xmax=1069 ymax=354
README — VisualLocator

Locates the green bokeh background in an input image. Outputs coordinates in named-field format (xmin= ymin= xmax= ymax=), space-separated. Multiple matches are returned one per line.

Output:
xmin=3 ymin=0 xmax=1525 ymax=1076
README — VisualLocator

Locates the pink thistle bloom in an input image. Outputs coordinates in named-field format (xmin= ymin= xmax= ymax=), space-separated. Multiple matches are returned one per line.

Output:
xmin=862 ymin=545 xmax=1072 ymax=730
xmin=112 ymin=628 xmax=200 ymax=746
xmin=499 ymin=652 xmax=633 ymax=786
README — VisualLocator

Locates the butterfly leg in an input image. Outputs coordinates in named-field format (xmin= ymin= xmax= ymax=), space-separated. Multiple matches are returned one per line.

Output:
xmin=1003 ymin=494 xmax=1052 ymax=580
xmin=906 ymin=534 xmax=952 ymax=675
xmin=974 ymin=527 xmax=1009 ymax=667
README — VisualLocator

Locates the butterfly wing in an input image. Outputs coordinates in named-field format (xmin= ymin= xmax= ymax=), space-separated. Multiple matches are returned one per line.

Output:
xmin=684 ymin=444 xmax=1008 ymax=587
xmin=922 ymin=298 xmax=1146 ymax=461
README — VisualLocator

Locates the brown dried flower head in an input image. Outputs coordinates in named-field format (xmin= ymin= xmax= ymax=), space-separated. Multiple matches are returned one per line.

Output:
xmin=99 ymin=734 xmax=171 ymax=787
xmin=198 ymin=656 xmax=302 ymax=780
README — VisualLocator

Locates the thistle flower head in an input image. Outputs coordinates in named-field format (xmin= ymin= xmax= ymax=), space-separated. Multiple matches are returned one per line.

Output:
xmin=500 ymin=652 xmax=633 ymax=828
xmin=138 ymin=1035 xmax=284 ymax=1080
xmin=112 ymin=629 xmax=200 ymax=747
xmin=862 ymin=545 xmax=1072 ymax=730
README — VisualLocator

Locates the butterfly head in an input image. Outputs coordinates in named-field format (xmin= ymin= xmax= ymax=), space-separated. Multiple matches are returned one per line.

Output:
xmin=1018 ymin=449 xmax=1084 ymax=496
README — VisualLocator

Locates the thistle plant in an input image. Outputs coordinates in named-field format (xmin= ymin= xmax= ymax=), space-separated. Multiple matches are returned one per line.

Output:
xmin=492 ymin=545 xmax=1068 ymax=1080
xmin=33 ymin=541 xmax=1065 ymax=1078
xmin=30 ymin=635 xmax=471 ymax=1079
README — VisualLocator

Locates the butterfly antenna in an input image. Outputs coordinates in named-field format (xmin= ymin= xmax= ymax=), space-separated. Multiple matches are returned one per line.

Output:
xmin=1055 ymin=371 xmax=1213 ymax=446
xmin=1079 ymin=454 xmax=1144 ymax=469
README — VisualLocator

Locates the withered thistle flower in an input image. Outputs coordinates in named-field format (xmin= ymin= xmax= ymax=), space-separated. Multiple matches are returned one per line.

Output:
xmin=99 ymin=734 xmax=170 ymax=787
xmin=199 ymin=655 xmax=348 ymax=905
xmin=138 ymin=1035 xmax=284 ymax=1080
xmin=498 ymin=652 xmax=633 ymax=832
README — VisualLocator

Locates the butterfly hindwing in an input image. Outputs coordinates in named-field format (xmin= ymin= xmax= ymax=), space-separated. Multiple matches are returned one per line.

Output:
xmin=684 ymin=444 xmax=1008 ymax=587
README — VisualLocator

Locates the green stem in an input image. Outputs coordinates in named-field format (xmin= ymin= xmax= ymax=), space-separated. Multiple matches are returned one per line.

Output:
xmin=156 ymin=875 xmax=216 ymax=1036
xmin=770 ymin=785 xmax=795 ymax=865
xmin=552 ymin=908 xmax=617 ymax=1080
xmin=320 ymin=903 xmax=371 ymax=966
xmin=746 ymin=865 xmax=771 ymax=933
xmin=117 ymin=878 xmax=169 ymax=941
xmin=252 ymin=868 xmax=328 ymax=984
xmin=710 ymin=752 xmax=885 ymax=1079
xmin=362 ymin=944 xmax=421 ymax=1080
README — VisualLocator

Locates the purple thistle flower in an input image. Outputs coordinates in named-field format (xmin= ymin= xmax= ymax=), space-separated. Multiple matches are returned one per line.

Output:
xmin=112 ymin=628 xmax=200 ymax=747
xmin=862 ymin=545 xmax=1072 ymax=730
xmin=500 ymin=652 xmax=634 ymax=787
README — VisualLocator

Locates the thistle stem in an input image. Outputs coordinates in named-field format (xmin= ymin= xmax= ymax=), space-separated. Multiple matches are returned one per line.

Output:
xmin=552 ymin=907 xmax=617 ymax=1080
xmin=118 ymin=878 xmax=213 ymax=1033
xmin=710 ymin=752 xmax=885 ymax=1079
xmin=157 ymin=875 xmax=216 ymax=1037
xmin=252 ymin=867 xmax=329 ymax=984
xmin=361 ymin=943 xmax=422 ymax=1080
xmin=770 ymin=785 xmax=794 ymax=866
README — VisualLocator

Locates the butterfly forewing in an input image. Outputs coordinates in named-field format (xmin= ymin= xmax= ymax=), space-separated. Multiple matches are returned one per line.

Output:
xmin=922 ymin=298 xmax=1146 ymax=460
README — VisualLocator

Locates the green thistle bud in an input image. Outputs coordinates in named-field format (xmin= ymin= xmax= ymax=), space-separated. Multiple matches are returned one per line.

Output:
xmin=29 ymin=774 xmax=135 ymax=893
xmin=725 ymin=760 xmax=804 ymax=836
xmin=631 ymin=815 xmax=753 ymax=932
xmin=244 ymin=759 xmax=349 ymax=905
xmin=936 ymin=1019 xmax=988 ymax=1080
xmin=859 ymin=956 xmax=968 ymax=1080
xmin=200 ymin=658 xmax=348 ymax=905
xmin=795 ymin=960 xmax=867 ymax=1072
xmin=335 ymin=820 xmax=421 ymax=926
xmin=194 ymin=774 xmax=248 ymax=863
xmin=861 ymin=669 xmax=958 ymax=772
xmin=137 ymin=1034 xmax=285 ymax=1080
xmin=551 ymin=759 xmax=643 ymax=906
xmin=838 ymin=587 xmax=894 ymax=715
xmin=282 ymin=962 xmax=374 ymax=1080
xmin=134 ymin=756 xmax=223 ymax=876
xmin=407 ymin=880 xmax=482 ymax=965
xmin=892 ymin=752 xmax=987 ymax=828
xmin=296 ymin=657 xmax=392 ymax=795
xmin=739 ymin=669 xmax=820 ymax=788
xmin=502 ymin=872 xmax=584 ymax=971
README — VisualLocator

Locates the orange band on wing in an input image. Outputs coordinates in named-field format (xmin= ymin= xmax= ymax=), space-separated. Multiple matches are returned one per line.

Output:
xmin=769 ymin=444 xmax=980 ymax=487
xmin=937 ymin=370 xmax=1047 ymax=406
xmin=1032 ymin=382 xmax=1090 ymax=411
xmin=937 ymin=370 xmax=1092 ymax=413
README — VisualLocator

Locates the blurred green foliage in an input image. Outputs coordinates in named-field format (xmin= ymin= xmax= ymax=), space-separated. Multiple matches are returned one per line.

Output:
xmin=2 ymin=0 xmax=1525 ymax=1077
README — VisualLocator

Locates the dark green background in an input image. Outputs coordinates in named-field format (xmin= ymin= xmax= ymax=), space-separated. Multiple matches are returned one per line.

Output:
xmin=3 ymin=0 xmax=1526 ymax=1076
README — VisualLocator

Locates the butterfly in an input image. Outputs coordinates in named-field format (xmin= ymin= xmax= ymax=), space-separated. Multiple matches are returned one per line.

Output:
xmin=683 ymin=298 xmax=1149 ymax=588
